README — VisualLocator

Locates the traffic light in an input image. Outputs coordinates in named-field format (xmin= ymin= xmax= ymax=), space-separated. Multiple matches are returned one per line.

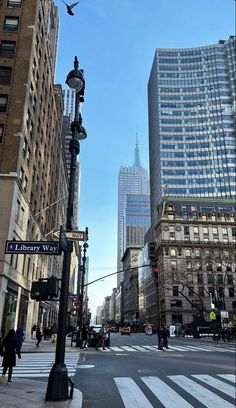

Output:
xmin=148 ymin=242 xmax=157 ymax=266
xmin=31 ymin=276 xmax=59 ymax=301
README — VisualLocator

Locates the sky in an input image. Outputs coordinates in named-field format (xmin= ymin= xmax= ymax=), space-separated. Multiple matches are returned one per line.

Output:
xmin=54 ymin=0 xmax=235 ymax=316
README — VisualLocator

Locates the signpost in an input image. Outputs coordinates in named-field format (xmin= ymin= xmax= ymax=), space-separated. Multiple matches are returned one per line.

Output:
xmin=53 ymin=229 xmax=87 ymax=241
xmin=5 ymin=241 xmax=61 ymax=255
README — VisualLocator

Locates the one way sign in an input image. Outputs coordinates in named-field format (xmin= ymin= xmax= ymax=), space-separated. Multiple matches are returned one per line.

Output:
xmin=53 ymin=229 xmax=86 ymax=241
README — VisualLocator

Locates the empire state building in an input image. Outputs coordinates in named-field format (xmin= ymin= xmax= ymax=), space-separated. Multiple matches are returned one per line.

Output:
xmin=117 ymin=141 xmax=150 ymax=283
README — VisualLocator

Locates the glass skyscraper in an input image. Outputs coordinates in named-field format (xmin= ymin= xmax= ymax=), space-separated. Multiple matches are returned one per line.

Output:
xmin=117 ymin=142 xmax=149 ymax=283
xmin=148 ymin=36 xmax=236 ymax=227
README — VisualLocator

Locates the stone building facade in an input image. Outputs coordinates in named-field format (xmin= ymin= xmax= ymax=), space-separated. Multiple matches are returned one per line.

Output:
xmin=0 ymin=0 xmax=69 ymax=337
xmin=155 ymin=197 xmax=236 ymax=328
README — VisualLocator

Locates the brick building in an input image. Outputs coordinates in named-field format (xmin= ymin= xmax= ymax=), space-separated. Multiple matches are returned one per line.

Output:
xmin=0 ymin=0 xmax=69 ymax=337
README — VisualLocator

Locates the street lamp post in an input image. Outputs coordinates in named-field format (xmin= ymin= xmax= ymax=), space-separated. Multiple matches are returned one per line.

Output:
xmin=46 ymin=57 xmax=86 ymax=401
xmin=76 ymin=242 xmax=89 ymax=346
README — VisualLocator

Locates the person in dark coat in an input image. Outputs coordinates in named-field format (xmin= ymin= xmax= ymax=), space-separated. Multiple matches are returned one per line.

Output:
xmin=36 ymin=325 xmax=42 ymax=347
xmin=157 ymin=325 xmax=164 ymax=350
xmin=16 ymin=326 xmax=24 ymax=351
xmin=0 ymin=329 xmax=21 ymax=383
xmin=81 ymin=325 xmax=88 ymax=349
xmin=162 ymin=325 xmax=169 ymax=349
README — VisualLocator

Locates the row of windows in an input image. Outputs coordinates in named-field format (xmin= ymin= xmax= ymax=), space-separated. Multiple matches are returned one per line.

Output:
xmin=160 ymin=124 xmax=234 ymax=132
xmin=160 ymin=132 xmax=235 ymax=141
xmin=157 ymin=47 xmax=225 ymax=58
xmin=160 ymin=149 xmax=235 ymax=158
xmin=161 ymin=140 xmax=235 ymax=150
xmin=161 ymin=187 xmax=234 ymax=195
xmin=161 ymin=168 xmax=234 ymax=177
xmin=161 ymin=177 xmax=234 ymax=186
xmin=171 ymin=286 xmax=235 ymax=298
xmin=161 ymin=158 xmax=236 ymax=167
xmin=157 ymin=69 xmax=228 ymax=79
xmin=0 ymin=0 xmax=21 ymax=7
xmin=159 ymin=102 xmax=232 ymax=110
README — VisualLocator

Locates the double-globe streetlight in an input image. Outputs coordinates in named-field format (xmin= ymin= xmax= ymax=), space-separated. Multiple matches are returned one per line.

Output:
xmin=46 ymin=57 xmax=87 ymax=401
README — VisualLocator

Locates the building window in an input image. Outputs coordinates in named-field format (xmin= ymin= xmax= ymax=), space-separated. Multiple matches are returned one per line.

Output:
xmin=186 ymin=261 xmax=192 ymax=270
xmin=198 ymin=287 xmax=205 ymax=297
xmin=172 ymin=286 xmax=179 ymax=296
xmin=0 ymin=94 xmax=8 ymax=112
xmin=217 ymin=274 xmax=223 ymax=284
xmin=170 ymin=248 xmax=176 ymax=257
xmin=184 ymin=226 xmax=189 ymax=235
xmin=185 ymin=249 xmax=191 ymax=257
xmin=4 ymin=17 xmax=19 ymax=31
xmin=0 ymin=67 xmax=12 ymax=85
xmin=0 ymin=41 xmax=16 ymax=58
xmin=188 ymin=287 xmax=194 ymax=297
xmin=228 ymin=288 xmax=235 ymax=298
xmin=227 ymin=275 xmax=233 ymax=285
xmin=0 ymin=124 xmax=4 ymax=142
xmin=186 ymin=273 xmax=193 ymax=283
xmin=207 ymin=275 xmax=213 ymax=284
xmin=171 ymin=260 xmax=177 ymax=270
xmin=195 ymin=249 xmax=201 ymax=257
xmin=198 ymin=274 xmax=203 ymax=284
xmin=8 ymin=0 xmax=22 ymax=7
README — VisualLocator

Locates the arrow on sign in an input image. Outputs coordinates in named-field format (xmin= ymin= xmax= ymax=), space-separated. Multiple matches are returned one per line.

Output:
xmin=53 ymin=229 xmax=86 ymax=241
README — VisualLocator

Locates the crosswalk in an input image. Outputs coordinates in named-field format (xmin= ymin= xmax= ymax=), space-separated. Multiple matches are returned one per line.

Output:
xmin=98 ymin=343 xmax=235 ymax=354
xmin=0 ymin=352 xmax=78 ymax=378
xmin=114 ymin=373 xmax=236 ymax=407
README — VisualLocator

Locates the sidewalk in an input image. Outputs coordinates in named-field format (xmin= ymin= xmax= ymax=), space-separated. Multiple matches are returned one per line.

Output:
xmin=0 ymin=339 xmax=83 ymax=408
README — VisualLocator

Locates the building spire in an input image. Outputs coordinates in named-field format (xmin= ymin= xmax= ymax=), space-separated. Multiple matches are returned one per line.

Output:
xmin=133 ymin=132 xmax=141 ymax=167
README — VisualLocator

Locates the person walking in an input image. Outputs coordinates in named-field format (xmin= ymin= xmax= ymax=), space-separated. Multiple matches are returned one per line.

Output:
xmin=81 ymin=324 xmax=88 ymax=349
xmin=157 ymin=325 xmax=164 ymax=350
xmin=51 ymin=324 xmax=57 ymax=343
xmin=95 ymin=324 xmax=106 ymax=351
xmin=36 ymin=325 xmax=42 ymax=347
xmin=162 ymin=325 xmax=169 ymax=349
xmin=16 ymin=326 xmax=24 ymax=351
xmin=0 ymin=329 xmax=21 ymax=383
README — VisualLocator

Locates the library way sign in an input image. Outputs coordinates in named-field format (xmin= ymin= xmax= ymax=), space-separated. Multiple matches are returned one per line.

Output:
xmin=5 ymin=241 xmax=61 ymax=255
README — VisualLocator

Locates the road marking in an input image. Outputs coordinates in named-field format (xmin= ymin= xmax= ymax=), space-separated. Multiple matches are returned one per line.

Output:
xmin=169 ymin=375 xmax=235 ymax=408
xmin=120 ymin=346 xmax=137 ymax=352
xmin=114 ymin=377 xmax=153 ymax=408
xmin=217 ymin=374 xmax=236 ymax=383
xmin=192 ymin=374 xmax=235 ymax=398
xmin=141 ymin=345 xmax=160 ymax=351
xmin=110 ymin=346 xmax=124 ymax=352
xmin=131 ymin=345 xmax=150 ymax=352
xmin=141 ymin=376 xmax=193 ymax=408
xmin=77 ymin=365 xmax=95 ymax=368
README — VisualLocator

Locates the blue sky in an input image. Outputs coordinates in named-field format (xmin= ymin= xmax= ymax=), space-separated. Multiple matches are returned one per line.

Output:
xmin=54 ymin=0 xmax=235 ymax=315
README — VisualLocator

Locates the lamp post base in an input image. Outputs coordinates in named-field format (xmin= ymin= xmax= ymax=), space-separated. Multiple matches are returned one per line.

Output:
xmin=46 ymin=363 xmax=69 ymax=401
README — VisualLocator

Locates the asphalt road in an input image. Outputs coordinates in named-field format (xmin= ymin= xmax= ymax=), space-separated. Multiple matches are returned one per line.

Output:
xmin=75 ymin=333 xmax=236 ymax=408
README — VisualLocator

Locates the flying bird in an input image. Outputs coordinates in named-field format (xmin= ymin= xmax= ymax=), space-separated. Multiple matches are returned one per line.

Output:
xmin=62 ymin=1 xmax=80 ymax=16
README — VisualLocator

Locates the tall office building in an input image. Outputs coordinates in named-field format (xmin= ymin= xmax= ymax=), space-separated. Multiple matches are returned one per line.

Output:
xmin=0 ymin=0 xmax=68 ymax=337
xmin=125 ymin=194 xmax=150 ymax=247
xmin=117 ymin=141 xmax=149 ymax=283
xmin=148 ymin=36 xmax=236 ymax=228
xmin=63 ymin=88 xmax=75 ymax=121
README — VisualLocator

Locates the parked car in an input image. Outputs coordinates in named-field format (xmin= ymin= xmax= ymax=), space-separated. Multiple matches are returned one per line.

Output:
xmin=121 ymin=326 xmax=131 ymax=335
xmin=88 ymin=325 xmax=110 ymax=347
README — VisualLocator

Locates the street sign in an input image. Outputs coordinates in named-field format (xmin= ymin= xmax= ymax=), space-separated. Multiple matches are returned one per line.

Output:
xmin=5 ymin=241 xmax=61 ymax=255
xmin=209 ymin=311 xmax=216 ymax=320
xmin=53 ymin=229 xmax=86 ymax=241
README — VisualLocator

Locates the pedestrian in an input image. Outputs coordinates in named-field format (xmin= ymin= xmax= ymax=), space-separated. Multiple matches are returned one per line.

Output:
xmin=51 ymin=324 xmax=57 ymax=343
xmin=81 ymin=324 xmax=88 ymax=349
xmin=157 ymin=325 xmax=164 ymax=350
xmin=95 ymin=324 xmax=106 ymax=351
xmin=16 ymin=326 xmax=24 ymax=351
xmin=0 ymin=329 xmax=21 ymax=383
xmin=36 ymin=325 xmax=42 ymax=347
xmin=163 ymin=325 xmax=169 ymax=349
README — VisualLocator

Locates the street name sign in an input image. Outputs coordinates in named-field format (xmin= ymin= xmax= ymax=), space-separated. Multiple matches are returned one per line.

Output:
xmin=53 ymin=229 xmax=86 ymax=241
xmin=5 ymin=241 xmax=61 ymax=255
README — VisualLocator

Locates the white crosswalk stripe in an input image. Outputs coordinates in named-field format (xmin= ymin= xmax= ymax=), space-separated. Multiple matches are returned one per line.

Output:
xmin=97 ymin=344 xmax=235 ymax=353
xmin=114 ymin=374 xmax=236 ymax=408
xmin=0 ymin=352 xmax=78 ymax=378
